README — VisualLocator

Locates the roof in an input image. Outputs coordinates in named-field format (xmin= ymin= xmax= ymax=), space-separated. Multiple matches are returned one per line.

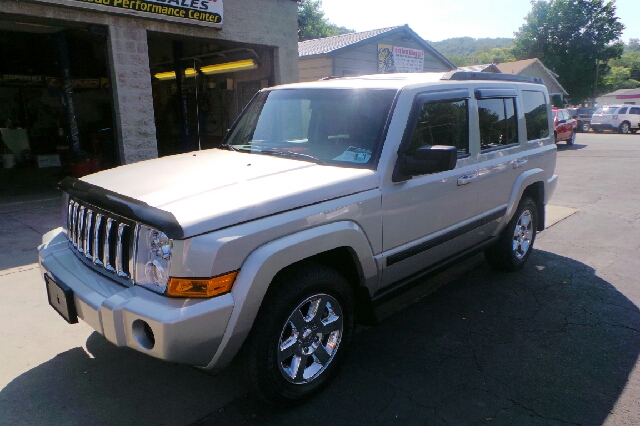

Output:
xmin=457 ymin=64 xmax=501 ymax=73
xmin=298 ymin=25 xmax=456 ymax=70
xmin=495 ymin=59 xmax=538 ymax=75
xmin=298 ymin=26 xmax=401 ymax=57
xmin=496 ymin=58 xmax=568 ymax=96
xmin=270 ymin=71 xmax=548 ymax=91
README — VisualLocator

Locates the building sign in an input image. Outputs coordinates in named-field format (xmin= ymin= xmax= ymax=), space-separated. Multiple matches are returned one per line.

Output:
xmin=27 ymin=0 xmax=223 ymax=27
xmin=378 ymin=44 xmax=425 ymax=73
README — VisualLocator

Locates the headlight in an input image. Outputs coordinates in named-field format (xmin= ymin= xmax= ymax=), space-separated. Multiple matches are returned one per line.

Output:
xmin=134 ymin=225 xmax=172 ymax=293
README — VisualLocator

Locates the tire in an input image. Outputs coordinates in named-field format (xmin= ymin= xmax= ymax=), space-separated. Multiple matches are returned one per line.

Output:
xmin=582 ymin=123 xmax=590 ymax=132
xmin=485 ymin=197 xmax=538 ymax=271
xmin=242 ymin=262 xmax=355 ymax=406
xmin=567 ymin=131 xmax=576 ymax=145
xmin=619 ymin=122 xmax=630 ymax=134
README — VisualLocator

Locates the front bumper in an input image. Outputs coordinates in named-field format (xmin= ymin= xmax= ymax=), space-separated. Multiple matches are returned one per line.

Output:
xmin=38 ymin=228 xmax=234 ymax=367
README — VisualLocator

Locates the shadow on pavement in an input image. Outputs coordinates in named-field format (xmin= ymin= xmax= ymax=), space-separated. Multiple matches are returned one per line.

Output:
xmin=0 ymin=332 xmax=245 ymax=426
xmin=192 ymin=250 xmax=640 ymax=426
xmin=556 ymin=143 xmax=587 ymax=151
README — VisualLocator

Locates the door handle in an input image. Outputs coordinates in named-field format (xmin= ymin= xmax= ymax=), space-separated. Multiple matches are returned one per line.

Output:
xmin=457 ymin=173 xmax=478 ymax=186
xmin=512 ymin=158 xmax=528 ymax=169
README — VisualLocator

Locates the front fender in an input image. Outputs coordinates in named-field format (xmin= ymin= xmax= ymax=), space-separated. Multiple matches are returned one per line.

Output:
xmin=204 ymin=221 xmax=377 ymax=370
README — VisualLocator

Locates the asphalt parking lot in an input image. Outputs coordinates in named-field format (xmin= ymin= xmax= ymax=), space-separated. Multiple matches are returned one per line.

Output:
xmin=1 ymin=132 xmax=639 ymax=425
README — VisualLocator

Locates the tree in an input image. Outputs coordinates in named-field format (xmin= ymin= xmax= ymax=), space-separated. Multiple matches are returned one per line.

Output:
xmin=297 ymin=0 xmax=353 ymax=41
xmin=601 ymin=66 xmax=640 ymax=92
xmin=512 ymin=0 xmax=624 ymax=103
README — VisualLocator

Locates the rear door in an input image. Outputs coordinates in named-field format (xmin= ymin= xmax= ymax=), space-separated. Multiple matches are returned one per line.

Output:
xmin=628 ymin=107 xmax=640 ymax=131
xmin=474 ymin=87 xmax=525 ymax=235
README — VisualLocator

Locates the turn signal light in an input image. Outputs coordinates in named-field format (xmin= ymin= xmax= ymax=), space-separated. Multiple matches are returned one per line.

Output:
xmin=167 ymin=272 xmax=238 ymax=298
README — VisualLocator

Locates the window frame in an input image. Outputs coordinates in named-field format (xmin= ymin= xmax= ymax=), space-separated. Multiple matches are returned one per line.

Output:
xmin=477 ymin=96 xmax=520 ymax=153
xmin=521 ymin=90 xmax=551 ymax=143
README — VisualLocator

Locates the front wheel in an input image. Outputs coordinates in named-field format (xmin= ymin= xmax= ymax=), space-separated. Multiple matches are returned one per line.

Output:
xmin=582 ymin=123 xmax=590 ymax=132
xmin=243 ymin=263 xmax=354 ymax=406
xmin=485 ymin=197 xmax=538 ymax=271
xmin=567 ymin=131 xmax=576 ymax=145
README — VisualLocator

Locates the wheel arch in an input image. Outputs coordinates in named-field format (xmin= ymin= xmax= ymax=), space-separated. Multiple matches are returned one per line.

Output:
xmin=497 ymin=169 xmax=546 ymax=236
xmin=204 ymin=221 xmax=378 ymax=371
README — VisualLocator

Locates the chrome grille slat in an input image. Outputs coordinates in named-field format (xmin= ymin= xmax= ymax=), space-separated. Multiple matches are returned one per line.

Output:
xmin=77 ymin=206 xmax=86 ymax=254
xmin=84 ymin=209 xmax=93 ymax=260
xmin=104 ymin=218 xmax=116 ymax=272
xmin=93 ymin=214 xmax=104 ymax=266
xmin=67 ymin=200 xmax=74 ymax=240
xmin=71 ymin=202 xmax=79 ymax=247
xmin=66 ymin=198 xmax=134 ymax=284
xmin=116 ymin=223 xmax=129 ymax=278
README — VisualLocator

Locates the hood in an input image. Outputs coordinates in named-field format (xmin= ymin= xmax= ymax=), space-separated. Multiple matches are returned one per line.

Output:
xmin=82 ymin=149 xmax=379 ymax=238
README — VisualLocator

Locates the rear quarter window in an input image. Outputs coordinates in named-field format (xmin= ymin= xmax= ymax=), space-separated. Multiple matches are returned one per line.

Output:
xmin=522 ymin=91 xmax=550 ymax=141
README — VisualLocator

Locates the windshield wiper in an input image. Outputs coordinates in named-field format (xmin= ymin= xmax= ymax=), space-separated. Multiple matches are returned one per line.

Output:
xmin=259 ymin=149 xmax=326 ymax=165
xmin=219 ymin=144 xmax=241 ymax=152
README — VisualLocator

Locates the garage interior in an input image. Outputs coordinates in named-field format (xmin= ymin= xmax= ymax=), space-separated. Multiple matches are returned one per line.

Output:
xmin=0 ymin=16 xmax=116 ymax=198
xmin=147 ymin=32 xmax=275 ymax=156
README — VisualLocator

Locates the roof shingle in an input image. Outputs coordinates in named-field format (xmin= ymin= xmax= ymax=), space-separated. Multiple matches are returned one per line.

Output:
xmin=298 ymin=26 xmax=401 ymax=57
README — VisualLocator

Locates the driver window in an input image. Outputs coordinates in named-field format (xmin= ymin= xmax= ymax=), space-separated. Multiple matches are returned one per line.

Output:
xmin=407 ymin=99 xmax=470 ymax=158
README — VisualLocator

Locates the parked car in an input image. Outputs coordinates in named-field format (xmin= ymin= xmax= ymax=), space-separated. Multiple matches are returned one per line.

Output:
xmin=590 ymin=105 xmax=640 ymax=134
xmin=39 ymin=71 xmax=558 ymax=405
xmin=568 ymin=107 xmax=597 ymax=132
xmin=552 ymin=108 xmax=577 ymax=144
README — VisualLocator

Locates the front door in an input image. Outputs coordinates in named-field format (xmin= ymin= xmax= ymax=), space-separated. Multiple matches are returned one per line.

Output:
xmin=380 ymin=90 xmax=481 ymax=288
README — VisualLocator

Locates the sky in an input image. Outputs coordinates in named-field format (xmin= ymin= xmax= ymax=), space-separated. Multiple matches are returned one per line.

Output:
xmin=320 ymin=0 xmax=639 ymax=43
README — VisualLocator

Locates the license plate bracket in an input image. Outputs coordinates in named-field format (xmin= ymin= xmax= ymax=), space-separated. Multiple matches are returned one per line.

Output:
xmin=45 ymin=274 xmax=78 ymax=324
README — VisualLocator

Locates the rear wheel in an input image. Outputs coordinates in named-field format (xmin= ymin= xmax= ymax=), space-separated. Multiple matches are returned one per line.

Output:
xmin=485 ymin=197 xmax=538 ymax=271
xmin=619 ymin=122 xmax=631 ymax=134
xmin=243 ymin=263 xmax=354 ymax=406
xmin=582 ymin=122 xmax=590 ymax=132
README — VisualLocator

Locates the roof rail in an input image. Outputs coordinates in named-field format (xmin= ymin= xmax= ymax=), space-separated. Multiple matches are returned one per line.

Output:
xmin=442 ymin=71 xmax=544 ymax=85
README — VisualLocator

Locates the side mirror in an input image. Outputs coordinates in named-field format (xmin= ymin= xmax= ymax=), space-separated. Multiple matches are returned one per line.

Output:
xmin=400 ymin=145 xmax=457 ymax=176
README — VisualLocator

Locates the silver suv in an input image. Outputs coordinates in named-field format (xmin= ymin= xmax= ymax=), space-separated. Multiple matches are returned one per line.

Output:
xmin=590 ymin=104 xmax=640 ymax=134
xmin=39 ymin=71 xmax=557 ymax=405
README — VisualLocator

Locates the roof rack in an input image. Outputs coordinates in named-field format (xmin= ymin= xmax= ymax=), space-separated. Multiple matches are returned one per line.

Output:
xmin=442 ymin=71 xmax=544 ymax=85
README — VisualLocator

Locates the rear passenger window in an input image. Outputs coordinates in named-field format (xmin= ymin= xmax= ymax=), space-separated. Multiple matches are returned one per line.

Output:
xmin=407 ymin=99 xmax=469 ymax=158
xmin=478 ymin=98 xmax=518 ymax=151
xmin=522 ymin=91 xmax=550 ymax=141
xmin=630 ymin=107 xmax=640 ymax=114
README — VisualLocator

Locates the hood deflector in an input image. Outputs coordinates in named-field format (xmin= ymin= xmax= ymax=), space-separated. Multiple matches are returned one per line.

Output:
xmin=59 ymin=177 xmax=184 ymax=239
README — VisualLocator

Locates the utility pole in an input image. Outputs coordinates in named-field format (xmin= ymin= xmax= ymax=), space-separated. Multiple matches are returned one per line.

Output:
xmin=593 ymin=58 xmax=600 ymax=106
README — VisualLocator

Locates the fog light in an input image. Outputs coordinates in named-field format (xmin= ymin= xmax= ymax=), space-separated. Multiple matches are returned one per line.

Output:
xmin=167 ymin=271 xmax=238 ymax=298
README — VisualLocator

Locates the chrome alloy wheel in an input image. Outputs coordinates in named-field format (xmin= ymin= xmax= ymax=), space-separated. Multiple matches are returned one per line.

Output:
xmin=277 ymin=293 xmax=343 ymax=384
xmin=512 ymin=209 xmax=534 ymax=260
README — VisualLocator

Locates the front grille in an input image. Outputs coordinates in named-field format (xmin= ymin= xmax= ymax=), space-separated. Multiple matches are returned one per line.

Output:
xmin=67 ymin=198 xmax=135 ymax=282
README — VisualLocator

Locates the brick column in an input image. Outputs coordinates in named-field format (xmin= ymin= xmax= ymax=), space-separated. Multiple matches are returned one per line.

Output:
xmin=107 ymin=23 xmax=158 ymax=164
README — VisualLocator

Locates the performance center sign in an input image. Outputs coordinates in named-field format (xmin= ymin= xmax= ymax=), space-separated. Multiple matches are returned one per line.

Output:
xmin=28 ymin=0 xmax=224 ymax=27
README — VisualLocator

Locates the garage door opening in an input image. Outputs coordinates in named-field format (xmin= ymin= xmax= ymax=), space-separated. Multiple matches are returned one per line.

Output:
xmin=0 ymin=16 xmax=117 ymax=198
xmin=147 ymin=33 xmax=274 ymax=157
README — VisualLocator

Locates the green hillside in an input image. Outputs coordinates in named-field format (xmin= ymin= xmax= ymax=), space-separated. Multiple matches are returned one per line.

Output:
xmin=428 ymin=37 xmax=515 ymax=67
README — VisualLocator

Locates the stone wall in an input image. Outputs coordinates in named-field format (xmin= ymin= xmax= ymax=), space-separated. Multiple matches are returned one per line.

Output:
xmin=0 ymin=0 xmax=299 ymax=164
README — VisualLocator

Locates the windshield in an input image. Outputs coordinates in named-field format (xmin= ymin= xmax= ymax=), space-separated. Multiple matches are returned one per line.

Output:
xmin=596 ymin=107 xmax=618 ymax=115
xmin=223 ymin=88 xmax=397 ymax=169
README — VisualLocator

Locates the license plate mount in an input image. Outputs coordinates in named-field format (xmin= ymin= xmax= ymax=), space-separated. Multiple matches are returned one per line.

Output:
xmin=45 ymin=274 xmax=78 ymax=324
